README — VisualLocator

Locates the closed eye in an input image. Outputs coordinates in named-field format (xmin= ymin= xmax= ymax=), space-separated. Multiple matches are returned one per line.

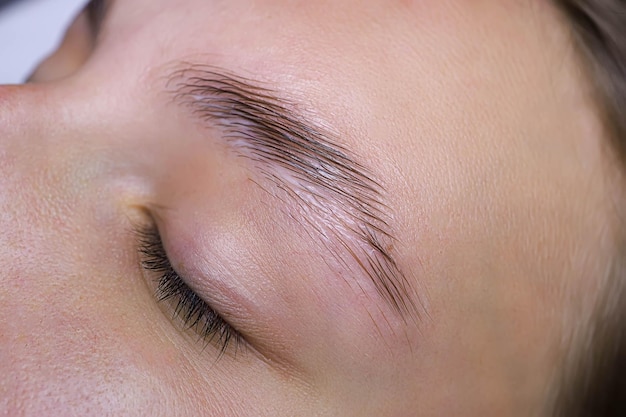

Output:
xmin=135 ymin=223 xmax=244 ymax=357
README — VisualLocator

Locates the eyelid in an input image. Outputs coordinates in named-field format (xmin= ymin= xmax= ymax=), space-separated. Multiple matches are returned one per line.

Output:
xmin=135 ymin=222 xmax=244 ymax=356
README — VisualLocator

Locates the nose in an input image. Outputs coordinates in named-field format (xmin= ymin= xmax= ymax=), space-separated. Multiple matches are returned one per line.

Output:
xmin=0 ymin=82 xmax=116 ymax=323
xmin=0 ymin=81 xmax=162 ymax=415
xmin=0 ymin=83 xmax=106 ymax=240
xmin=27 ymin=7 xmax=95 ymax=83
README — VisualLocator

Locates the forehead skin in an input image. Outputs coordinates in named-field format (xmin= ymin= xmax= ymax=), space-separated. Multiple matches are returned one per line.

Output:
xmin=2 ymin=0 xmax=621 ymax=416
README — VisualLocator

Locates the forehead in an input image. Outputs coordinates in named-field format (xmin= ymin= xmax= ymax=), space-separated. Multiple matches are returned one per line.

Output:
xmin=95 ymin=0 xmax=554 ymax=150
xmin=76 ymin=1 xmax=616 ymax=403
xmin=89 ymin=0 xmax=575 ymax=245
xmin=97 ymin=0 xmax=546 ymax=89
xmin=88 ymin=0 xmax=590 ymax=246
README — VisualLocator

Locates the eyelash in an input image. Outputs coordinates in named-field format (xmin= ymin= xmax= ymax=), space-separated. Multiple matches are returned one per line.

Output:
xmin=136 ymin=224 xmax=242 ymax=356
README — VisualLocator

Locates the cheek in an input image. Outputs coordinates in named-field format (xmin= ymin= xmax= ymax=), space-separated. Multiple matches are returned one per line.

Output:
xmin=0 ymin=217 xmax=299 ymax=417
xmin=0 ymin=280 xmax=181 ymax=416
xmin=0 ymin=212 xmax=193 ymax=415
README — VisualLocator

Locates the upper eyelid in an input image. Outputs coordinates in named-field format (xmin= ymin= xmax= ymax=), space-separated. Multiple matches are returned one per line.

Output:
xmin=136 ymin=223 xmax=244 ymax=355
xmin=144 ymin=222 xmax=311 ymax=370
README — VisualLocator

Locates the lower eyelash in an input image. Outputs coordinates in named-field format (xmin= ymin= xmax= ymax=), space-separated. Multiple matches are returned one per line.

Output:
xmin=135 ymin=224 xmax=242 ymax=356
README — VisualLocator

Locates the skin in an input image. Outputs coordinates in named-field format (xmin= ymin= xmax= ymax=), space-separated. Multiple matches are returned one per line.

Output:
xmin=0 ymin=0 xmax=622 ymax=416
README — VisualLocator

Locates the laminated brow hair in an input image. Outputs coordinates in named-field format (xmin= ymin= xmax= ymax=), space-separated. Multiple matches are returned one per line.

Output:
xmin=167 ymin=65 xmax=420 ymax=319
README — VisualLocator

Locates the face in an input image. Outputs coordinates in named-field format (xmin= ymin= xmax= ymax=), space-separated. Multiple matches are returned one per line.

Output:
xmin=0 ymin=0 xmax=621 ymax=415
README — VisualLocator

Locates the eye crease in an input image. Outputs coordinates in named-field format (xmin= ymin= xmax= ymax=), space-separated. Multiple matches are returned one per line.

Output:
xmin=135 ymin=224 xmax=244 ymax=357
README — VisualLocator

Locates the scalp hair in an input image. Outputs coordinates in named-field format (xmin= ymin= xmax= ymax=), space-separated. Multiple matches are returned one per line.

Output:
xmin=550 ymin=1 xmax=626 ymax=415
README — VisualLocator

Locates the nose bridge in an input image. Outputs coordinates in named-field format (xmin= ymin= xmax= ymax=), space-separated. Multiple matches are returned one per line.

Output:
xmin=0 ymin=85 xmax=43 ymax=147
xmin=0 ymin=79 xmax=156 ymax=239
xmin=0 ymin=82 xmax=147 ymax=393
xmin=0 ymin=84 xmax=73 ymax=160
xmin=0 ymin=84 xmax=85 ymax=260
xmin=1 ymin=80 xmax=127 ymax=194
xmin=1 ymin=84 xmax=76 ymax=198
xmin=0 ymin=82 xmax=129 ymax=265
xmin=0 ymin=85 xmax=53 ymax=215
xmin=0 ymin=79 xmax=158 ymax=283
xmin=0 ymin=82 xmax=165 ymax=412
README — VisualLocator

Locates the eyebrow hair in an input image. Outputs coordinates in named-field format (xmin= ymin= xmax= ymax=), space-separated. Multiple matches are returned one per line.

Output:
xmin=166 ymin=65 xmax=421 ymax=320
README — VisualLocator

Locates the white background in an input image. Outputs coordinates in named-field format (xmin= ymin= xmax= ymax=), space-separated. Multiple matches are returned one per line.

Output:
xmin=0 ymin=0 xmax=88 ymax=83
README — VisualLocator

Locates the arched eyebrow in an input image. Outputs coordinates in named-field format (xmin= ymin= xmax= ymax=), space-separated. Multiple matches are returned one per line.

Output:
xmin=166 ymin=64 xmax=422 ymax=320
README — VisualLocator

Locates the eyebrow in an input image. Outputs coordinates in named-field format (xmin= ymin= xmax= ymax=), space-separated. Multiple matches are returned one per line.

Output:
xmin=166 ymin=65 xmax=421 ymax=320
